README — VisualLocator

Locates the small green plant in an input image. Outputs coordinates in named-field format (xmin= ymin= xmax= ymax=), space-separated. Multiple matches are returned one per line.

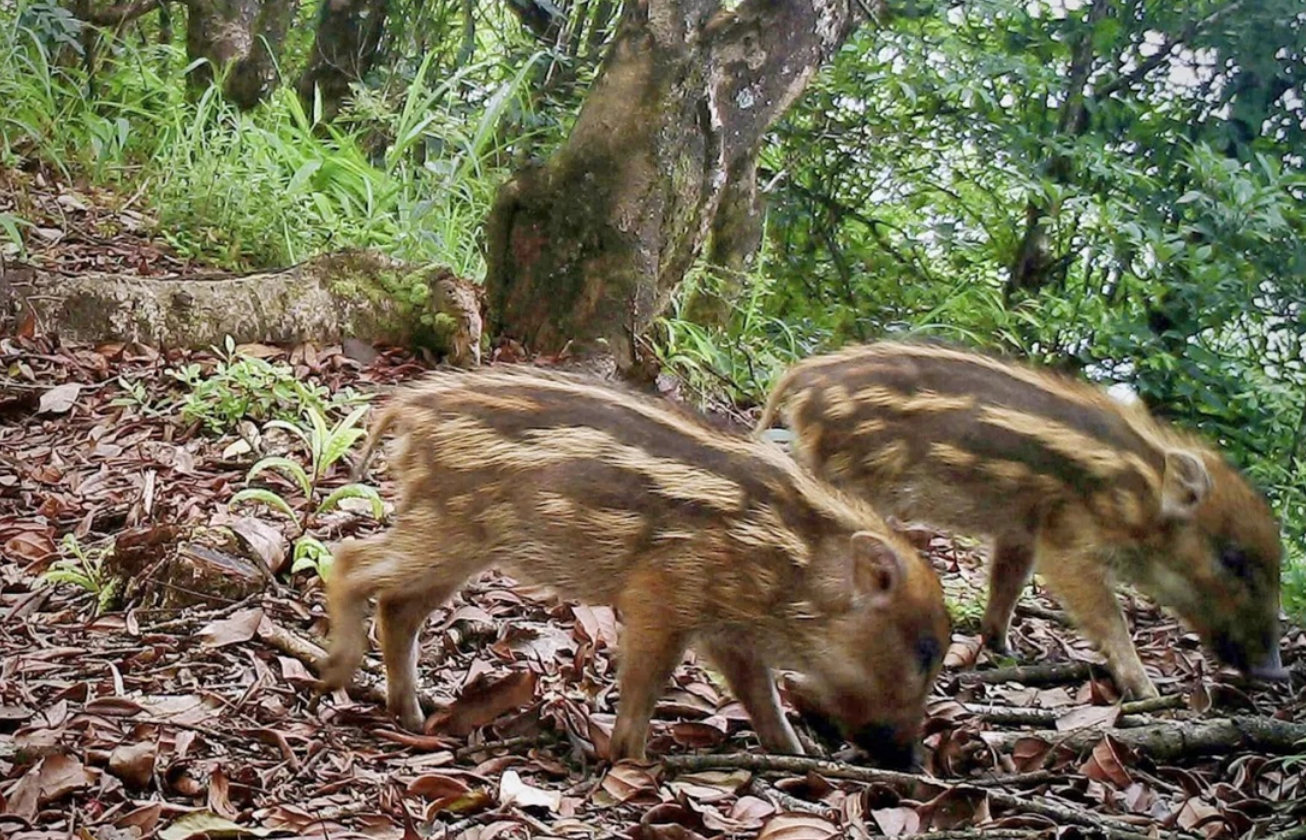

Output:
xmin=1283 ymin=557 xmax=1306 ymax=627
xmin=0 ymin=213 xmax=31 ymax=258
xmin=170 ymin=336 xmax=356 ymax=434
xmin=230 ymin=400 xmax=384 ymax=579
xmin=42 ymin=534 xmax=120 ymax=613
xmin=108 ymin=373 xmax=172 ymax=415
xmin=653 ymin=264 xmax=815 ymax=411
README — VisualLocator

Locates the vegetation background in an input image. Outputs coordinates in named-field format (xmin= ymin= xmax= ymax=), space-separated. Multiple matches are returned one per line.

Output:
xmin=2 ymin=0 xmax=1303 ymax=616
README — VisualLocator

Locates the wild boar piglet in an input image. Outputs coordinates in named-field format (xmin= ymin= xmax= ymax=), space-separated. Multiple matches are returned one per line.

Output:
xmin=758 ymin=340 xmax=1288 ymax=700
xmin=320 ymin=366 xmax=951 ymax=767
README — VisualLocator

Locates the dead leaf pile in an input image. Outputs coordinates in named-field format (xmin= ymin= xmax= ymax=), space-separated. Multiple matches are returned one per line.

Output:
xmin=0 ymin=231 xmax=1303 ymax=839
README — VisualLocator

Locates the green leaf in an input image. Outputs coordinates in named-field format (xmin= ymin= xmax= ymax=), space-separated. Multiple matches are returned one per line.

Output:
xmin=229 ymin=488 xmax=299 ymax=521
xmin=316 ymin=483 xmax=384 ymax=519
xmin=287 ymin=159 xmax=322 ymax=193
xmin=264 ymin=419 xmax=310 ymax=446
xmin=291 ymin=536 xmax=333 ymax=578
xmin=321 ymin=425 xmax=367 ymax=473
xmin=245 ymin=456 xmax=312 ymax=497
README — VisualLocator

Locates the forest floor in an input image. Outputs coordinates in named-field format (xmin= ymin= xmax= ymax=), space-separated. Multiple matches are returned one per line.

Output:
xmin=2 ymin=175 xmax=1306 ymax=840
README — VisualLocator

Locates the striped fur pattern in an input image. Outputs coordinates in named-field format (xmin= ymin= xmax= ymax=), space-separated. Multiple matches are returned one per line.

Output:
xmin=322 ymin=366 xmax=950 ymax=767
xmin=757 ymin=340 xmax=1286 ymax=699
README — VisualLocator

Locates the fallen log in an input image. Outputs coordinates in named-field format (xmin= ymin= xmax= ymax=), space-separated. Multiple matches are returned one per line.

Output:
xmin=0 ymin=249 xmax=483 ymax=364
xmin=962 ymin=694 xmax=1187 ymax=726
xmin=958 ymin=660 xmax=1102 ymax=687
xmin=979 ymin=715 xmax=1306 ymax=761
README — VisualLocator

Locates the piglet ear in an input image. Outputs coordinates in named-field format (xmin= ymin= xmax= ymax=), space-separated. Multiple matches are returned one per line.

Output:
xmin=1160 ymin=450 xmax=1211 ymax=521
xmin=850 ymin=531 xmax=904 ymax=607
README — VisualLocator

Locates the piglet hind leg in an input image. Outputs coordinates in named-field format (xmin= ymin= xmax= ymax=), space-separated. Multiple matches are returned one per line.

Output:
xmin=1037 ymin=547 xmax=1160 ymax=700
xmin=372 ymin=525 xmax=484 ymax=732
xmin=377 ymin=585 xmax=458 ymax=732
xmin=701 ymin=637 xmax=803 ymax=755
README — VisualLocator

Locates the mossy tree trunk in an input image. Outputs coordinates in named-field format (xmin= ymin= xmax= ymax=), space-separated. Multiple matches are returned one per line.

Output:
xmin=296 ymin=0 xmax=390 ymax=122
xmin=184 ymin=0 xmax=300 ymax=109
xmin=484 ymin=0 xmax=871 ymax=374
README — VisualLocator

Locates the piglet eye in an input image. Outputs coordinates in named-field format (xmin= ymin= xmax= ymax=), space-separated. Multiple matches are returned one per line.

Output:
xmin=916 ymin=636 xmax=941 ymax=673
xmin=1221 ymin=546 xmax=1250 ymax=580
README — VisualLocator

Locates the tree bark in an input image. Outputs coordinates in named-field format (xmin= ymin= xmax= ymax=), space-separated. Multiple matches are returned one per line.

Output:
xmin=682 ymin=155 xmax=764 ymax=327
xmin=183 ymin=0 xmax=300 ymax=110
xmin=978 ymin=716 xmax=1306 ymax=762
xmin=296 ymin=0 xmax=390 ymax=123
xmin=0 ymin=251 xmax=482 ymax=361
xmin=484 ymin=0 xmax=869 ymax=374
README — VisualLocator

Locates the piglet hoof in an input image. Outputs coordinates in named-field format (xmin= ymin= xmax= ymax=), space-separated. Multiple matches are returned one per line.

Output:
xmin=1118 ymin=678 xmax=1161 ymax=702
xmin=317 ymin=654 xmax=356 ymax=694
xmin=984 ymin=638 xmax=1010 ymax=657
xmin=389 ymin=696 xmax=427 ymax=733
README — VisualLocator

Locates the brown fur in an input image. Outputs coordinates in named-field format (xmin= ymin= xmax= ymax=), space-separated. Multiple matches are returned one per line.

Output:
xmin=322 ymin=366 xmax=950 ymax=766
xmin=758 ymin=340 xmax=1286 ymax=699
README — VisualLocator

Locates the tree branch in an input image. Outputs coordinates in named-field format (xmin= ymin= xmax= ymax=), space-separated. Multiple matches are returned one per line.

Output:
xmin=1092 ymin=0 xmax=1249 ymax=101
xmin=80 ymin=0 xmax=166 ymax=25
xmin=979 ymin=716 xmax=1306 ymax=761
xmin=957 ymin=660 xmax=1102 ymax=687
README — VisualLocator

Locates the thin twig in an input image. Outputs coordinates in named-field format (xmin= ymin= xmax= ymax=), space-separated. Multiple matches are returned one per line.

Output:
xmin=746 ymin=777 xmax=836 ymax=818
xmin=1013 ymin=602 xmax=1069 ymax=624
xmin=454 ymin=735 xmax=552 ymax=761
xmin=964 ymin=693 xmax=1187 ymax=725
xmin=904 ymin=832 xmax=1054 ymax=840
xmin=139 ymin=593 xmax=259 ymax=632
xmin=1263 ymin=825 xmax=1306 ymax=840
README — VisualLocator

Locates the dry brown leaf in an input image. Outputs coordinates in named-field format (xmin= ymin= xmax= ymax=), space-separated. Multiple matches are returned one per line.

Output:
xmin=594 ymin=763 xmax=660 ymax=807
xmin=871 ymin=806 xmax=920 ymax=837
xmin=36 ymin=753 xmax=96 ymax=803
xmin=666 ymin=769 xmax=751 ymax=803
xmin=429 ymin=669 xmax=537 ymax=737
xmin=999 ymin=736 xmax=1050 ymax=772
xmin=233 ymin=343 xmax=284 ymax=359
xmin=1080 ymin=735 xmax=1134 ymax=788
xmin=1055 ymin=704 xmax=1121 ymax=732
xmin=108 ymin=740 xmax=157 ymax=788
xmin=756 ymin=812 xmax=840 ymax=840
xmin=407 ymin=774 xmax=473 ymax=800
xmin=728 ymin=796 xmax=776 ymax=826
xmin=498 ymin=769 xmax=561 ymax=812
xmin=226 ymin=517 xmax=288 ymax=574
xmin=1176 ymin=796 xmax=1226 ymax=839
xmin=115 ymin=802 xmax=164 ymax=835
xmin=920 ymin=787 xmax=990 ymax=830
xmin=197 ymin=607 xmax=265 ymax=648
xmin=38 ymin=382 xmax=82 ymax=414
xmin=207 ymin=765 xmax=239 ymax=819
xmin=669 ymin=721 xmax=728 ymax=749
xmin=571 ymin=604 xmax=619 ymax=648
xmin=5 ymin=768 xmax=42 ymax=820
xmin=4 ymin=531 xmax=57 ymax=563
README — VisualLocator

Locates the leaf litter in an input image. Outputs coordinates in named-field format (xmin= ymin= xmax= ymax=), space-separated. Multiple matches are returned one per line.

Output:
xmin=1 ymin=213 xmax=1304 ymax=838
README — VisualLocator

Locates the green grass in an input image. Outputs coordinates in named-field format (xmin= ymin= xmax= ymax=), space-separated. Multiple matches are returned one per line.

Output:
xmin=0 ymin=4 xmax=547 ymax=280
